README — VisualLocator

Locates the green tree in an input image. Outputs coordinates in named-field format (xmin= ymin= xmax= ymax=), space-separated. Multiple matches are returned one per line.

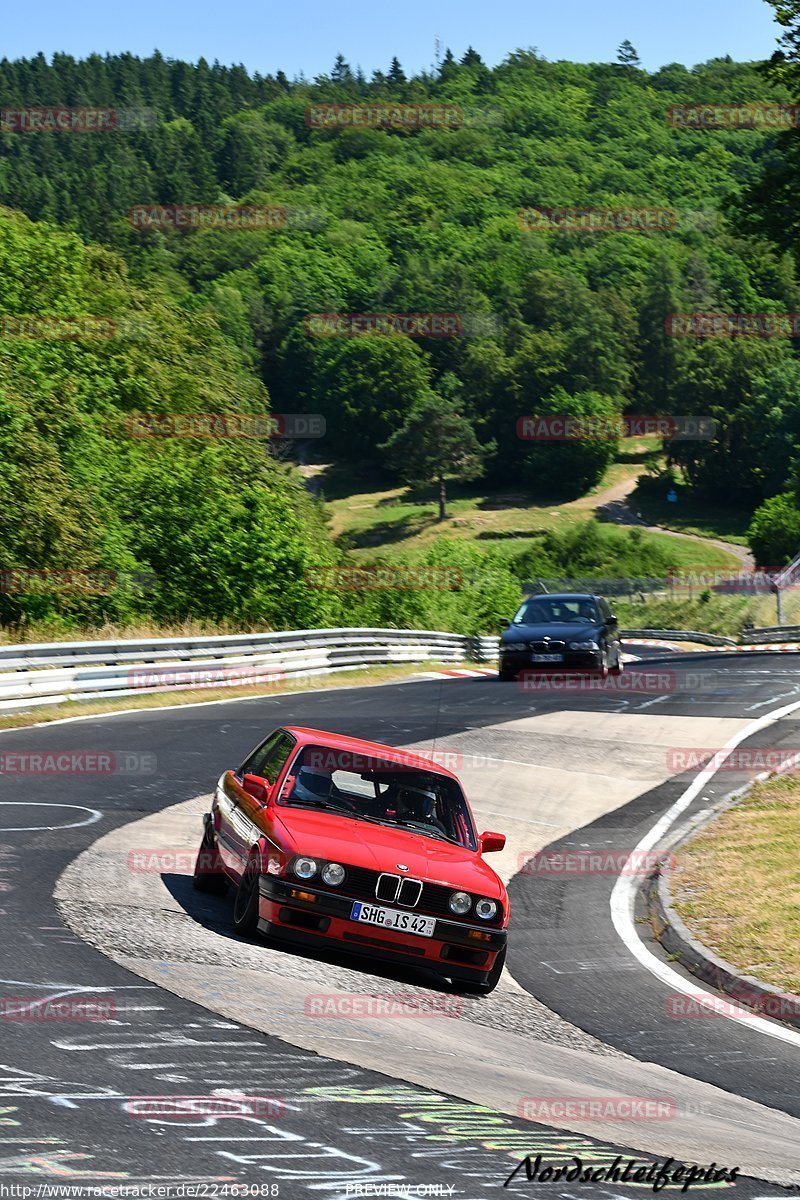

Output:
xmin=311 ymin=336 xmax=432 ymax=459
xmin=636 ymin=255 xmax=688 ymax=413
xmin=617 ymin=40 xmax=641 ymax=66
xmin=519 ymin=388 xmax=623 ymax=500
xmin=748 ymin=493 xmax=800 ymax=566
xmin=387 ymin=57 xmax=407 ymax=86
xmin=381 ymin=381 xmax=493 ymax=520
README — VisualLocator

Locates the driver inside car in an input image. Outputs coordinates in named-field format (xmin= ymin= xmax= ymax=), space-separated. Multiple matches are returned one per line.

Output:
xmin=393 ymin=784 xmax=449 ymax=836
xmin=292 ymin=763 xmax=340 ymax=805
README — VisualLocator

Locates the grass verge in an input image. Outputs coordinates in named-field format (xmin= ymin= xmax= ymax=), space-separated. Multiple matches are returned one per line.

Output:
xmin=615 ymin=591 xmax=800 ymax=639
xmin=671 ymin=773 xmax=800 ymax=994
xmin=632 ymin=476 xmax=753 ymax=546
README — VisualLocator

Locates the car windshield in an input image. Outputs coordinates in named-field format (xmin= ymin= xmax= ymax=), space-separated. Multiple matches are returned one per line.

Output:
xmin=513 ymin=597 xmax=599 ymax=624
xmin=277 ymin=745 xmax=477 ymax=849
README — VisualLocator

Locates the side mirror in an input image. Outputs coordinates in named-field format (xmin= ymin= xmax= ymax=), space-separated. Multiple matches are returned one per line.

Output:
xmin=242 ymin=773 xmax=270 ymax=804
xmin=498 ymin=618 xmax=511 ymax=630
xmin=480 ymin=830 xmax=506 ymax=854
xmin=607 ymin=614 xmax=618 ymax=626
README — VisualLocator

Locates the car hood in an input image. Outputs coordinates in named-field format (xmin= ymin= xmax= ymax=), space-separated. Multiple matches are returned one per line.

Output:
xmin=501 ymin=622 xmax=602 ymax=643
xmin=274 ymin=806 xmax=505 ymax=898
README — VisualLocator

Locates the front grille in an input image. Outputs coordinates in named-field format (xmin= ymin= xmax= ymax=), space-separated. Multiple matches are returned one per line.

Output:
xmin=312 ymin=862 xmax=502 ymax=925
xmin=398 ymin=877 xmax=423 ymax=907
xmin=530 ymin=640 xmax=566 ymax=652
xmin=376 ymin=873 xmax=400 ymax=903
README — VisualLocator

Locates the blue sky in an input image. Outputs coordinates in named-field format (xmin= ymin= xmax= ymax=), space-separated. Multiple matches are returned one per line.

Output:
xmin=2 ymin=0 xmax=781 ymax=78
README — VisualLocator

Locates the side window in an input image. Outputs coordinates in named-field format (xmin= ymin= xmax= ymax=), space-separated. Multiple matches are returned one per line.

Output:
xmin=240 ymin=732 xmax=296 ymax=783
xmin=599 ymin=599 xmax=611 ymax=621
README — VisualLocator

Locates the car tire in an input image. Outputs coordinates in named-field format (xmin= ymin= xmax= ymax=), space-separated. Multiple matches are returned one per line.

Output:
xmin=232 ymin=851 xmax=262 ymax=936
xmin=451 ymin=945 xmax=506 ymax=996
xmin=192 ymin=824 xmax=228 ymax=895
xmin=498 ymin=666 xmax=517 ymax=682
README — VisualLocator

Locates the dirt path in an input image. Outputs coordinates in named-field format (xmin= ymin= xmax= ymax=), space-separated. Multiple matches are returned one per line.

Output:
xmin=592 ymin=476 xmax=754 ymax=569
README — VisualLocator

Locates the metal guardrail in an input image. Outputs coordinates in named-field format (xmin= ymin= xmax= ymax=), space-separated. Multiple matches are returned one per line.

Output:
xmin=619 ymin=628 xmax=737 ymax=647
xmin=0 ymin=628 xmax=500 ymax=711
xmin=1 ymin=621 xmax=796 ymax=713
xmin=744 ymin=625 xmax=800 ymax=643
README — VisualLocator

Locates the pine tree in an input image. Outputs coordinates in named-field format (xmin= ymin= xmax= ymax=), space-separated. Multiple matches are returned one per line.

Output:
xmin=381 ymin=379 xmax=493 ymax=521
xmin=617 ymin=40 xmax=641 ymax=67
xmin=438 ymin=49 xmax=458 ymax=82
xmin=387 ymin=57 xmax=407 ymax=86
xmin=331 ymin=54 xmax=354 ymax=85
xmin=460 ymin=47 xmax=485 ymax=67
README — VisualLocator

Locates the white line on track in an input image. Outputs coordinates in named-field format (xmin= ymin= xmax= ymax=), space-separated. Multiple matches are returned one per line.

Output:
xmin=745 ymin=689 xmax=800 ymax=711
xmin=0 ymin=802 xmax=103 ymax=831
xmin=610 ymin=696 xmax=800 ymax=1049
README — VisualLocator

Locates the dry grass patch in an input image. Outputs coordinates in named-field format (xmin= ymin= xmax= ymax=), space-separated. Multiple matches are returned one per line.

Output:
xmin=671 ymin=773 xmax=800 ymax=993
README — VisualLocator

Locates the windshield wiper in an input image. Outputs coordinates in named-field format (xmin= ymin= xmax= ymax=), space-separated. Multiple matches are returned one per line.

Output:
xmin=389 ymin=820 xmax=463 ymax=846
xmin=281 ymin=799 xmax=383 ymax=823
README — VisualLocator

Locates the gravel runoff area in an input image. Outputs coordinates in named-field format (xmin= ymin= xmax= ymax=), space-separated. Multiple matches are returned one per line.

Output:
xmin=56 ymin=792 xmax=629 ymax=1058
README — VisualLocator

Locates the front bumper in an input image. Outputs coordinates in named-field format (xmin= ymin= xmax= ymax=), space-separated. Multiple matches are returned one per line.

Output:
xmin=258 ymin=877 xmax=507 ymax=980
xmin=500 ymin=649 xmax=603 ymax=675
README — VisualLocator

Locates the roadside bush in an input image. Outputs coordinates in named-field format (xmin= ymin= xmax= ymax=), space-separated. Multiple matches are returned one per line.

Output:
xmin=519 ymin=390 xmax=624 ymax=499
xmin=748 ymin=493 xmax=800 ymax=568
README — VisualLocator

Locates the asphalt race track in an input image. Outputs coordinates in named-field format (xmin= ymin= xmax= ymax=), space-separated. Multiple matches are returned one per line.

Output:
xmin=2 ymin=653 xmax=800 ymax=1197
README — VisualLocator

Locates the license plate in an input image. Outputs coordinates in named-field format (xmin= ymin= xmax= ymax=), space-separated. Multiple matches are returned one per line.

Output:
xmin=532 ymin=653 xmax=563 ymax=662
xmin=351 ymin=901 xmax=435 ymax=938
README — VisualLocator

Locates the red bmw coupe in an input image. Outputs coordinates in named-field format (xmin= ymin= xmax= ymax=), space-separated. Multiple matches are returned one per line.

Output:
xmin=193 ymin=726 xmax=509 ymax=994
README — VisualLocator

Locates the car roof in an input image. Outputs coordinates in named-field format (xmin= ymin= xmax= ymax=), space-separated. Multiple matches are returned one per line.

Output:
xmin=524 ymin=593 xmax=601 ymax=602
xmin=282 ymin=726 xmax=460 ymax=780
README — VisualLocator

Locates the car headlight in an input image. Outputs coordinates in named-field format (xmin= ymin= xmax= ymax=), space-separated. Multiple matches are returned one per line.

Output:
xmin=321 ymin=861 xmax=345 ymax=886
xmin=449 ymin=891 xmax=472 ymax=915
xmin=475 ymin=898 xmax=498 ymax=920
xmin=504 ymin=642 xmax=527 ymax=652
xmin=569 ymin=640 xmax=599 ymax=651
xmin=293 ymin=856 xmax=318 ymax=880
